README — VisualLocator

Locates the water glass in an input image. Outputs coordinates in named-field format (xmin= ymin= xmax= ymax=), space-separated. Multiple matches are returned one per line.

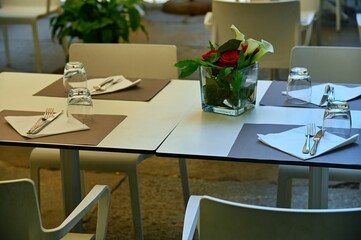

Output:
xmin=63 ymin=61 xmax=87 ymax=92
xmin=286 ymin=67 xmax=311 ymax=104
xmin=67 ymin=88 xmax=93 ymax=125
xmin=322 ymin=100 xmax=352 ymax=138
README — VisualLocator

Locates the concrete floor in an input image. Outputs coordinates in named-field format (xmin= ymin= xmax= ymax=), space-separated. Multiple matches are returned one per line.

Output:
xmin=1 ymin=3 xmax=361 ymax=239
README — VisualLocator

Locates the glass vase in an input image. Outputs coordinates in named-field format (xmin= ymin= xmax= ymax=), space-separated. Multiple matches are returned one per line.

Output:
xmin=199 ymin=62 xmax=259 ymax=116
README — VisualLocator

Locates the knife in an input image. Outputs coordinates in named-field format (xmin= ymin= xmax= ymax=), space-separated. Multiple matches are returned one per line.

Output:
xmin=90 ymin=78 xmax=114 ymax=93
xmin=310 ymin=129 xmax=324 ymax=156
xmin=27 ymin=111 xmax=63 ymax=134
xmin=319 ymin=84 xmax=330 ymax=106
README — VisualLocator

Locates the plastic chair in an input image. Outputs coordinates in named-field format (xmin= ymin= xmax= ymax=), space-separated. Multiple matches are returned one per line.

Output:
xmin=29 ymin=43 xmax=189 ymax=240
xmin=204 ymin=0 xmax=308 ymax=79
xmin=183 ymin=195 xmax=361 ymax=240
xmin=357 ymin=13 xmax=361 ymax=43
xmin=0 ymin=178 xmax=111 ymax=240
xmin=0 ymin=0 xmax=61 ymax=73
xmin=277 ymin=46 xmax=361 ymax=208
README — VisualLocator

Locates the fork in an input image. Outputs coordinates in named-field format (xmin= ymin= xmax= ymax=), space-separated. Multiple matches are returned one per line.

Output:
xmin=302 ymin=123 xmax=316 ymax=154
xmin=27 ymin=108 xmax=54 ymax=134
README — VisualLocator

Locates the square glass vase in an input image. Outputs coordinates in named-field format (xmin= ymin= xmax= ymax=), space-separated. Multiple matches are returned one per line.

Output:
xmin=199 ymin=62 xmax=259 ymax=116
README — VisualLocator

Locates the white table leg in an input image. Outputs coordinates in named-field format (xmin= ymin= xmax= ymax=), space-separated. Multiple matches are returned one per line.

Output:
xmin=309 ymin=167 xmax=329 ymax=209
xmin=60 ymin=149 xmax=83 ymax=232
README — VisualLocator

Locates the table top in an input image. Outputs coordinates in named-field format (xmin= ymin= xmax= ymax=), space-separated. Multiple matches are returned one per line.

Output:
xmin=0 ymin=72 xmax=199 ymax=153
xmin=156 ymin=81 xmax=361 ymax=169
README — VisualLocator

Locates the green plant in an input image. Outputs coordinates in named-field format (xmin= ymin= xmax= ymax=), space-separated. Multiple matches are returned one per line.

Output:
xmin=50 ymin=0 xmax=147 ymax=45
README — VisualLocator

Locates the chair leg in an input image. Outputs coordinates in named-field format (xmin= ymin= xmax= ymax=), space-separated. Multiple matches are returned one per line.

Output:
xmin=276 ymin=167 xmax=293 ymax=208
xmin=127 ymin=165 xmax=144 ymax=240
xmin=179 ymin=158 xmax=191 ymax=206
xmin=30 ymin=162 xmax=42 ymax=203
xmin=31 ymin=21 xmax=42 ymax=73
xmin=2 ymin=24 xmax=11 ymax=66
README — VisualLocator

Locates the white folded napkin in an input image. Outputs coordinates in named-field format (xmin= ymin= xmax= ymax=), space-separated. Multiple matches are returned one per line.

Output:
xmin=5 ymin=112 xmax=90 ymax=139
xmin=88 ymin=75 xmax=142 ymax=95
xmin=311 ymin=83 xmax=361 ymax=106
xmin=257 ymin=126 xmax=359 ymax=160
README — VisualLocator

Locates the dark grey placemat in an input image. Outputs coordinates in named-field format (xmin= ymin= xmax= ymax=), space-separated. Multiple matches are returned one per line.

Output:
xmin=228 ymin=123 xmax=361 ymax=167
xmin=259 ymin=81 xmax=361 ymax=110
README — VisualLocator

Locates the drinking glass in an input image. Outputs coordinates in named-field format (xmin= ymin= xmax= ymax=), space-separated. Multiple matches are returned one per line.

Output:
xmin=67 ymin=88 xmax=93 ymax=125
xmin=286 ymin=67 xmax=311 ymax=104
xmin=63 ymin=61 xmax=87 ymax=92
xmin=63 ymin=62 xmax=93 ymax=125
xmin=322 ymin=100 xmax=352 ymax=138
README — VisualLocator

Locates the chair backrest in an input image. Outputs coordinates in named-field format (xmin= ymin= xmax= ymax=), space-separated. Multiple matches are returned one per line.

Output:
xmin=190 ymin=195 xmax=361 ymax=240
xmin=300 ymin=0 xmax=320 ymax=14
xmin=69 ymin=43 xmax=178 ymax=79
xmin=0 ymin=179 xmax=43 ymax=239
xmin=290 ymin=46 xmax=361 ymax=83
xmin=0 ymin=0 xmax=60 ymax=14
xmin=211 ymin=0 xmax=301 ymax=69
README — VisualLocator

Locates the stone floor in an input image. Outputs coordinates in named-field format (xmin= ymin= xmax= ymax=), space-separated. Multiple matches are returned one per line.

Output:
xmin=1 ymin=3 xmax=361 ymax=239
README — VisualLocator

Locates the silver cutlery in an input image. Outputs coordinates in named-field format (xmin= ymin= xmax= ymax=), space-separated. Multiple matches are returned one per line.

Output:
xmin=319 ymin=84 xmax=330 ymax=105
xmin=302 ymin=123 xmax=316 ymax=154
xmin=328 ymin=86 xmax=335 ymax=102
xmin=27 ymin=108 xmax=54 ymax=134
xmin=27 ymin=109 xmax=63 ymax=134
xmin=90 ymin=78 xmax=115 ymax=93
xmin=310 ymin=129 xmax=324 ymax=156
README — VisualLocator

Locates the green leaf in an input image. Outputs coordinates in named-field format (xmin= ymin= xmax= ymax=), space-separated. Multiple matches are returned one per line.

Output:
xmin=175 ymin=60 xmax=199 ymax=78
xmin=218 ymin=39 xmax=241 ymax=53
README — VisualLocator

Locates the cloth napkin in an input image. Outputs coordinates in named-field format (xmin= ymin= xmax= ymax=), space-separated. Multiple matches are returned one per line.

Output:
xmin=257 ymin=125 xmax=359 ymax=160
xmin=5 ymin=112 xmax=90 ymax=139
xmin=88 ymin=75 xmax=142 ymax=95
xmin=311 ymin=83 xmax=361 ymax=106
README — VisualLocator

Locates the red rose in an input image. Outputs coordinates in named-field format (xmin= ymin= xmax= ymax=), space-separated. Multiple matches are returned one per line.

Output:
xmin=218 ymin=50 xmax=239 ymax=67
xmin=202 ymin=49 xmax=218 ymax=60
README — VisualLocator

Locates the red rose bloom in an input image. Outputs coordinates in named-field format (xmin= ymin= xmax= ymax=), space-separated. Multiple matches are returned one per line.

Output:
xmin=202 ymin=49 xmax=218 ymax=60
xmin=218 ymin=50 xmax=239 ymax=67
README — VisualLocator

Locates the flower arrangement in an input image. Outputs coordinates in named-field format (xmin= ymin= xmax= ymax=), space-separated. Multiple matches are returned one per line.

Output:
xmin=175 ymin=25 xmax=274 ymax=116
xmin=175 ymin=24 xmax=273 ymax=78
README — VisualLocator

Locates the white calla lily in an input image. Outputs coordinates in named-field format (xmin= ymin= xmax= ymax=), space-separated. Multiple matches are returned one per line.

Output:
xmin=230 ymin=24 xmax=245 ymax=41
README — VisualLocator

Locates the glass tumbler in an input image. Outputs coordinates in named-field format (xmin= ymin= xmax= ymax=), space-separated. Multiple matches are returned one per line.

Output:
xmin=322 ymin=100 xmax=352 ymax=138
xmin=286 ymin=67 xmax=311 ymax=104
xmin=63 ymin=61 xmax=87 ymax=92
xmin=67 ymin=88 xmax=93 ymax=125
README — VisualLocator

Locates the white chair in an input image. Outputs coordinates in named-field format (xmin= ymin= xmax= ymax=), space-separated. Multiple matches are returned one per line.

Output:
xmin=29 ymin=43 xmax=189 ymax=240
xmin=204 ymin=0 xmax=312 ymax=79
xmin=0 ymin=0 xmax=61 ymax=73
xmin=183 ymin=195 xmax=361 ymax=240
xmin=277 ymin=46 xmax=361 ymax=208
xmin=0 ymin=178 xmax=111 ymax=240
xmin=357 ymin=13 xmax=361 ymax=43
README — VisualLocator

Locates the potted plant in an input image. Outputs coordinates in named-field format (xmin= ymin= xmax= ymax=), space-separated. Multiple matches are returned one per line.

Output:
xmin=50 ymin=0 xmax=147 ymax=47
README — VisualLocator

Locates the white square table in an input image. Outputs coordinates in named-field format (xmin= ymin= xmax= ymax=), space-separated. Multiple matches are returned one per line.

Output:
xmin=0 ymin=72 xmax=199 ymax=221
xmin=157 ymin=80 xmax=361 ymax=209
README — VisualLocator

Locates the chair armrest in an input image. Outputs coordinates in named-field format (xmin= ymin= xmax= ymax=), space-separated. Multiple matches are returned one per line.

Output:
xmin=182 ymin=195 xmax=202 ymax=240
xmin=45 ymin=185 xmax=111 ymax=240
xmin=204 ymin=12 xmax=213 ymax=30
xmin=301 ymin=11 xmax=316 ymax=28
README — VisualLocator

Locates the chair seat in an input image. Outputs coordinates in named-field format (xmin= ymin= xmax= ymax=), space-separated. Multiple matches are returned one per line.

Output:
xmin=61 ymin=233 xmax=95 ymax=240
xmin=0 ymin=7 xmax=58 ymax=19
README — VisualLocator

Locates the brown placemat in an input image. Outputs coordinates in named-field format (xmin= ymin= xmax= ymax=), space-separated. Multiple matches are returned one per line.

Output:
xmin=0 ymin=110 xmax=126 ymax=146
xmin=34 ymin=78 xmax=171 ymax=102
